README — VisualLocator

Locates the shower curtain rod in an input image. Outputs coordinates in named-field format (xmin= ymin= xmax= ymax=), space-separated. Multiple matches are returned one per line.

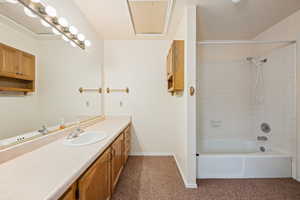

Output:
xmin=197 ymin=40 xmax=296 ymax=45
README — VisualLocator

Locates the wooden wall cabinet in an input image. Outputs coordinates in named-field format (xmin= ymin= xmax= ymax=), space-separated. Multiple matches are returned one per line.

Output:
xmin=0 ymin=43 xmax=35 ymax=94
xmin=60 ymin=125 xmax=131 ymax=200
xmin=166 ymin=40 xmax=184 ymax=94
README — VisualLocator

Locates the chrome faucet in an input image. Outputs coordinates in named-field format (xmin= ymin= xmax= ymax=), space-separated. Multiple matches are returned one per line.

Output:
xmin=257 ymin=136 xmax=268 ymax=141
xmin=67 ymin=125 xmax=84 ymax=140
xmin=38 ymin=125 xmax=49 ymax=135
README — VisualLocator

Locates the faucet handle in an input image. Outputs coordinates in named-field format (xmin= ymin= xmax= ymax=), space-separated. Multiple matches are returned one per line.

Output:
xmin=38 ymin=125 xmax=48 ymax=135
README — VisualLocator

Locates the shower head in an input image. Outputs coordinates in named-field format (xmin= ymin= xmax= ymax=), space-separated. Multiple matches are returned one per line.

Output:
xmin=261 ymin=58 xmax=268 ymax=63
xmin=246 ymin=57 xmax=254 ymax=62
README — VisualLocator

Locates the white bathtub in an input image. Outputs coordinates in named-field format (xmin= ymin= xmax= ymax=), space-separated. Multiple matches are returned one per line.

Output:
xmin=197 ymin=139 xmax=292 ymax=179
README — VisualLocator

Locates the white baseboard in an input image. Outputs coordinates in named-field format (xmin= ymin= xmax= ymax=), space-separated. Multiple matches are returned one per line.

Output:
xmin=173 ymin=154 xmax=198 ymax=189
xmin=185 ymin=183 xmax=198 ymax=188
xmin=129 ymin=152 xmax=173 ymax=156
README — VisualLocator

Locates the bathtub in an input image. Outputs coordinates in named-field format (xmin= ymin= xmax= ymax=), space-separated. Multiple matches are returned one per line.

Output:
xmin=197 ymin=139 xmax=292 ymax=179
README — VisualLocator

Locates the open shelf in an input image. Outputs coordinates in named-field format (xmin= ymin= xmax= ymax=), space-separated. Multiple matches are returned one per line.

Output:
xmin=0 ymin=76 xmax=35 ymax=95
xmin=0 ymin=87 xmax=32 ymax=92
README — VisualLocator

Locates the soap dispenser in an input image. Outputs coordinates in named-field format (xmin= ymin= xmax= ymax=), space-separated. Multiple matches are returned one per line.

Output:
xmin=60 ymin=118 xmax=66 ymax=129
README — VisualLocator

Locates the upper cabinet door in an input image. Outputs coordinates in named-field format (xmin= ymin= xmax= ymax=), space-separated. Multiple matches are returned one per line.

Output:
xmin=19 ymin=52 xmax=35 ymax=80
xmin=166 ymin=40 xmax=184 ymax=93
xmin=0 ymin=44 xmax=19 ymax=76
xmin=0 ymin=43 xmax=35 ymax=81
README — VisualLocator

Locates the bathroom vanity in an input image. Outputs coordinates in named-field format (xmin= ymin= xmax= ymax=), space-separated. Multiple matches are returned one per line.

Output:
xmin=0 ymin=116 xmax=131 ymax=200
xmin=61 ymin=123 xmax=131 ymax=200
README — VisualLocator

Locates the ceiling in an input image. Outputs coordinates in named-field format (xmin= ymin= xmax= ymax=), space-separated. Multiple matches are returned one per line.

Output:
xmin=73 ymin=0 xmax=185 ymax=40
xmin=195 ymin=0 xmax=300 ymax=40
xmin=1 ymin=0 xmax=299 ymax=40
xmin=73 ymin=0 xmax=300 ymax=41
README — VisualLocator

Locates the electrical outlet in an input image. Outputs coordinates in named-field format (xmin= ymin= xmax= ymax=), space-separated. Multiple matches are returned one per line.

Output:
xmin=210 ymin=120 xmax=222 ymax=128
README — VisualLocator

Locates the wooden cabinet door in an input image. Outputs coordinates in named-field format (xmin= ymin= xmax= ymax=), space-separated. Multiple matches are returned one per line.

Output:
xmin=78 ymin=148 xmax=111 ymax=200
xmin=0 ymin=44 xmax=19 ymax=76
xmin=124 ymin=126 xmax=131 ymax=164
xmin=18 ymin=52 xmax=35 ymax=80
xmin=173 ymin=40 xmax=184 ymax=90
xmin=166 ymin=45 xmax=174 ymax=75
xmin=111 ymin=133 xmax=124 ymax=192
xmin=59 ymin=184 xmax=76 ymax=200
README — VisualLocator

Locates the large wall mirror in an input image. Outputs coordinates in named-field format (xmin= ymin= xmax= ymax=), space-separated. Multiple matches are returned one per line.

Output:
xmin=0 ymin=0 xmax=103 ymax=147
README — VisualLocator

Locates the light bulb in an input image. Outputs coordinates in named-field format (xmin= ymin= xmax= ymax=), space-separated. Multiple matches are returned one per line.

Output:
xmin=45 ymin=6 xmax=57 ymax=17
xmin=232 ymin=0 xmax=240 ymax=3
xmin=58 ymin=17 xmax=68 ymax=27
xmin=84 ymin=40 xmax=91 ymax=47
xmin=40 ymin=19 xmax=51 ymax=27
xmin=24 ymin=7 xmax=37 ymax=18
xmin=77 ymin=34 xmax=85 ymax=41
xmin=62 ymin=35 xmax=70 ymax=42
xmin=69 ymin=26 xmax=78 ymax=35
xmin=5 ymin=0 xmax=18 ymax=3
xmin=52 ymin=28 xmax=61 ymax=35
xmin=70 ymin=41 xmax=76 ymax=48
xmin=31 ymin=0 xmax=41 ymax=3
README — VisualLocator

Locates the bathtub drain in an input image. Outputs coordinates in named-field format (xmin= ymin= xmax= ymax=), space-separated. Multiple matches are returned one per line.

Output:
xmin=260 ymin=146 xmax=266 ymax=152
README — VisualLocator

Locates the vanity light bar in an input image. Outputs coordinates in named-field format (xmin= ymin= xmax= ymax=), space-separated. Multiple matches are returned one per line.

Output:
xmin=15 ymin=0 xmax=89 ymax=49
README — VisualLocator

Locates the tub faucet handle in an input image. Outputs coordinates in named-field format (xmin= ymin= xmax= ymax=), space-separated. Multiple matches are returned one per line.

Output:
xmin=257 ymin=136 xmax=268 ymax=141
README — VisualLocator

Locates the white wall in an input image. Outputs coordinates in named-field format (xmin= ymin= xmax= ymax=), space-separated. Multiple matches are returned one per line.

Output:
xmin=0 ymin=18 xmax=40 ymax=139
xmin=197 ymin=58 xmax=253 ymax=144
xmin=261 ymin=45 xmax=295 ymax=154
xmin=185 ymin=6 xmax=197 ymax=187
xmin=103 ymin=7 xmax=197 ymax=188
xmin=253 ymin=9 xmax=300 ymax=181
xmin=197 ymin=45 xmax=296 ymax=153
xmin=38 ymin=0 xmax=103 ymax=126
xmin=38 ymin=39 xmax=103 ymax=127
xmin=172 ymin=6 xmax=197 ymax=188
xmin=0 ymin=0 xmax=103 ymax=140
xmin=196 ymin=9 xmax=298 ymax=180
xmin=104 ymin=40 xmax=184 ymax=155
xmin=172 ymin=7 xmax=188 ymax=186
xmin=250 ymin=44 xmax=296 ymax=177
xmin=196 ymin=42 xmax=256 ymax=150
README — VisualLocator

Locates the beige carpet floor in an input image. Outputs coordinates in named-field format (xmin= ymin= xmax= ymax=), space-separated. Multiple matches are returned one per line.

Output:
xmin=111 ymin=156 xmax=300 ymax=200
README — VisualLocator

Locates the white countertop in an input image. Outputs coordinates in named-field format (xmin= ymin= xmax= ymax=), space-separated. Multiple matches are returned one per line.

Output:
xmin=0 ymin=116 xmax=131 ymax=200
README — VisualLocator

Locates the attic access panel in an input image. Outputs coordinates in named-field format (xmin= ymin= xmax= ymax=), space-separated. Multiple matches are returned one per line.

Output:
xmin=127 ymin=0 xmax=174 ymax=36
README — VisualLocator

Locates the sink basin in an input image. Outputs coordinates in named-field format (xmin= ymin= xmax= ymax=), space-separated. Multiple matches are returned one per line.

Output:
xmin=63 ymin=131 xmax=108 ymax=146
